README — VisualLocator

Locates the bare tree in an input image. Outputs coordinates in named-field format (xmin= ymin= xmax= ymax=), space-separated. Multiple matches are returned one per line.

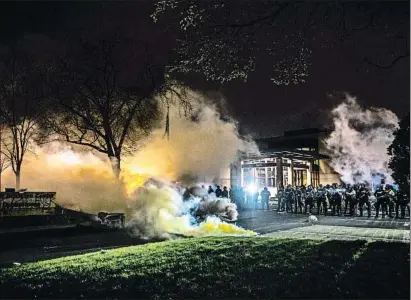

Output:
xmin=41 ymin=34 xmax=189 ymax=178
xmin=0 ymin=125 xmax=11 ymax=192
xmin=0 ymin=48 xmax=45 ymax=190
xmin=152 ymin=1 xmax=409 ymax=84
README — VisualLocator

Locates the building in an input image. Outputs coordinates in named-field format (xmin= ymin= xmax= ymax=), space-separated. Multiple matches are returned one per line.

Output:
xmin=227 ymin=128 xmax=341 ymax=195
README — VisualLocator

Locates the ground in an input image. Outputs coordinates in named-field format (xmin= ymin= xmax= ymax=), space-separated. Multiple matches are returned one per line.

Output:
xmin=0 ymin=210 xmax=409 ymax=266
xmin=0 ymin=210 xmax=409 ymax=298
xmin=236 ymin=210 xmax=410 ymax=242
xmin=0 ymin=237 xmax=409 ymax=299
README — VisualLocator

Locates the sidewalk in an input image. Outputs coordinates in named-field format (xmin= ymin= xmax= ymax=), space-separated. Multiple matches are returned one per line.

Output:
xmin=236 ymin=209 xmax=410 ymax=234
xmin=263 ymin=224 xmax=410 ymax=243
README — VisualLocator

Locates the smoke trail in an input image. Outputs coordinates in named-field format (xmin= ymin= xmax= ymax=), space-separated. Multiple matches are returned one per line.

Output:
xmin=324 ymin=94 xmax=399 ymax=185
xmin=1 ymin=88 xmax=257 ymax=238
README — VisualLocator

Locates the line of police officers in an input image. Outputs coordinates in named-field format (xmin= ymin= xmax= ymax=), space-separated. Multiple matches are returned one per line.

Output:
xmin=222 ymin=183 xmax=410 ymax=219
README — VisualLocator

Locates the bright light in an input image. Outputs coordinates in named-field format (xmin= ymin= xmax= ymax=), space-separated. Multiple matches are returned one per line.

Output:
xmin=246 ymin=183 xmax=257 ymax=194
xmin=56 ymin=151 xmax=81 ymax=165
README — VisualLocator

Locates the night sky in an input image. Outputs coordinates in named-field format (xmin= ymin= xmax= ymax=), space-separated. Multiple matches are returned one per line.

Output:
xmin=0 ymin=1 xmax=409 ymax=137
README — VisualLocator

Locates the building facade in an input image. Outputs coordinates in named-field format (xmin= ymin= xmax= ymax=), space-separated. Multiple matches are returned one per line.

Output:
xmin=227 ymin=128 xmax=341 ymax=195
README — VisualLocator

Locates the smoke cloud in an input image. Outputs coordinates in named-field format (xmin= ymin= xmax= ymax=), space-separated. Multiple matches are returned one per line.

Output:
xmin=1 ymin=88 xmax=258 ymax=238
xmin=124 ymin=89 xmax=258 ymax=183
xmin=324 ymin=94 xmax=399 ymax=185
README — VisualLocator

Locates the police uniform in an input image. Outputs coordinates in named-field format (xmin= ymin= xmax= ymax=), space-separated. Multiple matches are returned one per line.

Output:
xmin=304 ymin=187 xmax=314 ymax=214
xmin=358 ymin=187 xmax=371 ymax=217
xmin=277 ymin=189 xmax=285 ymax=212
xmin=375 ymin=186 xmax=388 ymax=218
xmin=295 ymin=187 xmax=304 ymax=214
xmin=238 ymin=188 xmax=245 ymax=211
xmin=344 ymin=186 xmax=356 ymax=215
xmin=396 ymin=192 xmax=410 ymax=219
xmin=222 ymin=187 xmax=229 ymax=198
xmin=253 ymin=191 xmax=259 ymax=210
xmin=331 ymin=188 xmax=343 ymax=216
xmin=215 ymin=186 xmax=223 ymax=198
xmin=385 ymin=186 xmax=396 ymax=218
xmin=261 ymin=187 xmax=271 ymax=211
xmin=316 ymin=185 xmax=328 ymax=215
xmin=285 ymin=186 xmax=295 ymax=213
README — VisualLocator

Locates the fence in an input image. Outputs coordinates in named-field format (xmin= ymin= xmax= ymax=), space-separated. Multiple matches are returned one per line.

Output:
xmin=0 ymin=192 xmax=57 ymax=217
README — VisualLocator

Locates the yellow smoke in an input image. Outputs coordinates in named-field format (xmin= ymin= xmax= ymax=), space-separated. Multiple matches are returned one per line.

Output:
xmin=1 ymin=89 xmax=257 ymax=238
xmin=184 ymin=217 xmax=257 ymax=237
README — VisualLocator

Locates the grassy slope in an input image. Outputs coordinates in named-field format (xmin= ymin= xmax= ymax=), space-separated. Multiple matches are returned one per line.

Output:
xmin=0 ymin=237 xmax=409 ymax=299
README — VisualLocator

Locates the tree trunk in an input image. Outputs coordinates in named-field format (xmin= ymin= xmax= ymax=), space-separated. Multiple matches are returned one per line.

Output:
xmin=15 ymin=170 xmax=21 ymax=191
xmin=110 ymin=156 xmax=121 ymax=179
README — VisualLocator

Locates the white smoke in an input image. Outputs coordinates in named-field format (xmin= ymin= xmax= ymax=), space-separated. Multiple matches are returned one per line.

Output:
xmin=197 ymin=198 xmax=239 ymax=221
xmin=183 ymin=185 xmax=239 ymax=221
xmin=324 ymin=94 xmax=399 ymax=185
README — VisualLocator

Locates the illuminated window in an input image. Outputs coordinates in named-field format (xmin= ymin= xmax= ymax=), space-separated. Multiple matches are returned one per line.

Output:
xmin=256 ymin=168 xmax=266 ymax=187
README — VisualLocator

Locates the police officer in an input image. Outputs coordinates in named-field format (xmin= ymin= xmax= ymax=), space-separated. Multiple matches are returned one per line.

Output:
xmin=344 ymin=185 xmax=356 ymax=215
xmin=261 ymin=187 xmax=271 ymax=211
xmin=222 ymin=186 xmax=229 ymax=198
xmin=285 ymin=185 xmax=295 ymax=213
xmin=331 ymin=186 xmax=343 ymax=216
xmin=295 ymin=186 xmax=304 ymax=214
xmin=304 ymin=185 xmax=314 ymax=214
xmin=396 ymin=191 xmax=410 ymax=219
xmin=375 ymin=185 xmax=388 ymax=218
xmin=229 ymin=186 xmax=235 ymax=203
xmin=277 ymin=187 xmax=285 ymax=212
xmin=326 ymin=185 xmax=334 ymax=213
xmin=385 ymin=185 xmax=396 ymax=218
xmin=253 ymin=190 xmax=259 ymax=210
xmin=237 ymin=187 xmax=245 ymax=211
xmin=316 ymin=184 xmax=328 ymax=215
xmin=357 ymin=185 xmax=371 ymax=217
xmin=215 ymin=185 xmax=223 ymax=198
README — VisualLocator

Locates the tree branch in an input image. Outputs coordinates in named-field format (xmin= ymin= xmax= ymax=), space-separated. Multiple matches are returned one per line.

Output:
xmin=362 ymin=53 xmax=409 ymax=69
xmin=216 ymin=2 xmax=292 ymax=28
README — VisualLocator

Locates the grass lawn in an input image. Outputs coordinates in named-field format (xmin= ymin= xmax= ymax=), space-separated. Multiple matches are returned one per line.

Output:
xmin=0 ymin=237 xmax=409 ymax=299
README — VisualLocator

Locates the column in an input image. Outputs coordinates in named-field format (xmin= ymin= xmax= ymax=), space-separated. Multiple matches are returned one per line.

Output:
xmin=289 ymin=159 xmax=294 ymax=186
xmin=307 ymin=161 xmax=312 ymax=186
xmin=240 ymin=165 xmax=244 ymax=187
xmin=276 ymin=157 xmax=283 ymax=188
xmin=230 ymin=162 xmax=241 ymax=187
